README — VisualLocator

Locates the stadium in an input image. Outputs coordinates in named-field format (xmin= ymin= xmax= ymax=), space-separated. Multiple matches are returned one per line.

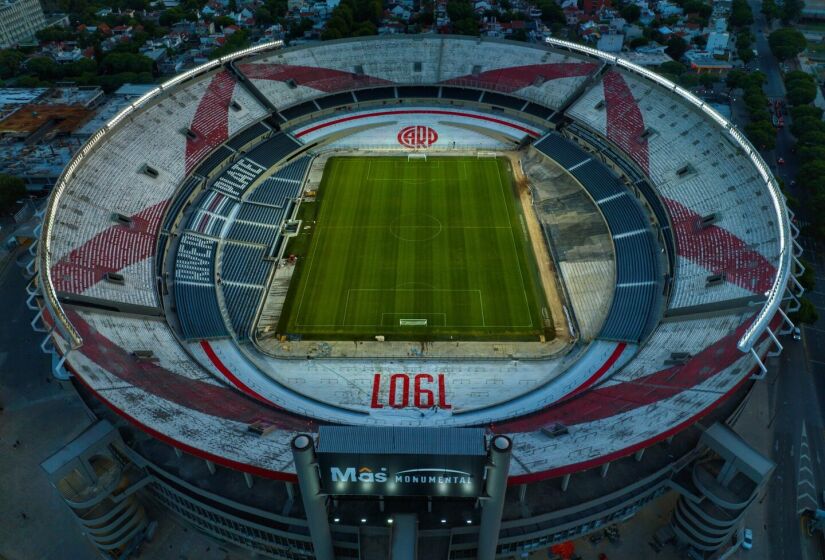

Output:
xmin=30 ymin=35 xmax=801 ymax=559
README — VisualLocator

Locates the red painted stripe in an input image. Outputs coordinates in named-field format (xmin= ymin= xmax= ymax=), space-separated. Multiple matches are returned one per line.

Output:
xmin=200 ymin=340 xmax=276 ymax=406
xmin=664 ymin=197 xmax=776 ymax=293
xmin=294 ymin=109 xmax=541 ymax=138
xmin=560 ymin=342 xmax=627 ymax=402
xmin=603 ymin=70 xmax=649 ymax=174
xmin=185 ymin=71 xmax=237 ymax=174
xmin=442 ymin=62 xmax=598 ymax=92
xmin=68 ymin=351 xmax=751 ymax=486
xmin=59 ymin=308 xmax=304 ymax=429
xmin=601 ymin=70 xmax=776 ymax=293
xmin=51 ymin=199 xmax=169 ymax=296
xmin=70 ymin=370 xmax=299 ymax=482
xmin=238 ymin=62 xmax=392 ymax=92
xmin=507 ymin=371 xmax=753 ymax=485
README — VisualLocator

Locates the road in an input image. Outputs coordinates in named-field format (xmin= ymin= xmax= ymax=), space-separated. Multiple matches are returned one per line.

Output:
xmin=746 ymin=0 xmax=800 ymax=194
xmin=737 ymin=2 xmax=825 ymax=558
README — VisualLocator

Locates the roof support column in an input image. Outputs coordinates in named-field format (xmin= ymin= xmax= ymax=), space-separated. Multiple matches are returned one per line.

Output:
xmin=477 ymin=435 xmax=512 ymax=560
xmin=291 ymin=434 xmax=334 ymax=560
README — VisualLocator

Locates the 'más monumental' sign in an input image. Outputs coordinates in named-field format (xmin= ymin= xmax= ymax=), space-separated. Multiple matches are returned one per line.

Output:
xmin=316 ymin=426 xmax=486 ymax=498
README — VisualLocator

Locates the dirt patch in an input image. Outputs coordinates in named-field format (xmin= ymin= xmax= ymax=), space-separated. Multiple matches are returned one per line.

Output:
xmin=508 ymin=153 xmax=570 ymax=342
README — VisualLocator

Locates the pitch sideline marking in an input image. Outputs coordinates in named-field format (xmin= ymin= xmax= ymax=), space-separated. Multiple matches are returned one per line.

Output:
xmin=493 ymin=160 xmax=535 ymax=328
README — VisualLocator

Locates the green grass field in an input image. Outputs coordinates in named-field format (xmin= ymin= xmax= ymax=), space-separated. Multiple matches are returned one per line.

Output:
xmin=277 ymin=156 xmax=551 ymax=341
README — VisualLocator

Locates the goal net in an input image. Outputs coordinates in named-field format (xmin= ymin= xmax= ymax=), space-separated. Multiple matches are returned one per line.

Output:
xmin=400 ymin=319 xmax=428 ymax=326
xmin=477 ymin=151 xmax=497 ymax=159
xmin=408 ymin=153 xmax=427 ymax=162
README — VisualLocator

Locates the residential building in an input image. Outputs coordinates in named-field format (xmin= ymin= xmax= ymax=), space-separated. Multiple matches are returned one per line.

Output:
xmin=0 ymin=0 xmax=48 ymax=48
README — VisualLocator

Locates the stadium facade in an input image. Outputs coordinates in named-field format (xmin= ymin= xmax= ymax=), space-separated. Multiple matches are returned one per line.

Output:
xmin=29 ymin=36 xmax=800 ymax=559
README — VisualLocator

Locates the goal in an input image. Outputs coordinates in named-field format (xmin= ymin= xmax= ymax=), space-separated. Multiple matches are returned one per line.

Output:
xmin=400 ymin=319 xmax=428 ymax=326
xmin=408 ymin=153 xmax=427 ymax=162
xmin=477 ymin=151 xmax=497 ymax=159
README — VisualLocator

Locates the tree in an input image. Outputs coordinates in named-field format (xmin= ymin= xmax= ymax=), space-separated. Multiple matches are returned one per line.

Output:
xmin=538 ymin=0 xmax=564 ymax=23
xmin=0 ymin=174 xmax=25 ymax=213
xmin=253 ymin=6 xmax=272 ymax=25
xmin=745 ymin=120 xmax=776 ymax=149
xmin=678 ymin=73 xmax=699 ymax=87
xmin=729 ymin=0 xmax=753 ymax=27
xmin=699 ymin=73 xmax=717 ymax=88
xmin=26 ymin=56 xmax=62 ymax=80
xmin=665 ymin=36 xmax=688 ymax=60
xmin=768 ymin=28 xmax=807 ymax=60
xmin=726 ymin=69 xmax=746 ymax=89
xmin=36 ymin=26 xmax=76 ymax=43
xmin=213 ymin=15 xmax=235 ymax=28
xmin=100 ymin=52 xmax=153 ymax=74
xmin=791 ymin=105 xmax=823 ymax=122
xmin=0 ymin=49 xmax=24 ymax=80
xmin=798 ymin=144 xmax=825 ymax=162
xmin=787 ymin=83 xmax=816 ymax=106
xmin=321 ymin=0 xmax=381 ymax=39
xmin=508 ymin=29 xmax=528 ymax=41
xmin=209 ymin=29 xmax=250 ymax=59
xmin=790 ymin=297 xmax=818 ymax=324
xmin=620 ymin=4 xmax=640 ymax=22
xmin=782 ymin=0 xmax=803 ymax=23
xmin=659 ymin=60 xmax=687 ymax=76
xmin=790 ymin=116 xmax=825 ymax=139
xmin=796 ymin=160 xmax=825 ymax=190
xmin=798 ymin=258 xmax=816 ymax=292
xmin=761 ymin=0 xmax=781 ymax=21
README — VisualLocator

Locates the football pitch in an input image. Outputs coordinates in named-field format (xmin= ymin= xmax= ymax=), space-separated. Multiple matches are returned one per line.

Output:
xmin=277 ymin=156 xmax=551 ymax=341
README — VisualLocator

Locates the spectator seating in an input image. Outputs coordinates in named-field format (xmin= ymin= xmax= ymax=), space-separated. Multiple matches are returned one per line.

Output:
xmin=226 ymin=121 xmax=271 ymax=152
xmin=48 ymin=70 xmax=268 ymax=310
xmin=240 ymin=37 xmax=600 ymax=114
xmin=246 ymin=156 xmax=309 ymax=206
xmin=221 ymin=284 xmax=265 ymax=340
xmin=220 ymin=243 xmax=271 ymax=286
xmin=174 ymin=233 xmax=228 ymax=340
xmin=534 ymin=133 xmax=660 ymax=343
xmin=566 ymin=70 xmax=779 ymax=312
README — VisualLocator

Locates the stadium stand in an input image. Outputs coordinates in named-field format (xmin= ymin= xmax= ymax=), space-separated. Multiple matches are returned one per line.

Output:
xmin=77 ymin=310 xmax=224 ymax=384
xmin=521 ymin=149 xmax=615 ymax=341
xmin=534 ymin=133 xmax=660 ymax=342
xmin=47 ymin=70 xmax=268 ymax=311
xmin=246 ymin=156 xmax=309 ymax=206
xmin=162 ymin=177 xmax=203 ymax=233
xmin=221 ymin=284 xmax=264 ymax=339
xmin=246 ymin=134 xmax=301 ymax=168
xmin=607 ymin=310 xmax=756 ymax=385
xmin=174 ymin=233 xmax=227 ymax=339
xmin=235 ymin=202 xmax=288 ymax=224
xmin=225 ymin=121 xmax=271 ymax=152
xmin=240 ymin=37 xmax=600 ymax=115
xmin=564 ymin=122 xmax=675 ymax=271
xmin=225 ymin=220 xmax=281 ymax=246
xmin=193 ymin=145 xmax=234 ymax=178
xmin=214 ymin=241 xmax=274 ymax=339
xmin=220 ymin=243 xmax=271 ymax=286
xmin=566 ymin=69 xmax=779 ymax=312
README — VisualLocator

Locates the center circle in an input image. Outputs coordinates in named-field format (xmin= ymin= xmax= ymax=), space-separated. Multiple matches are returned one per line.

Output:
xmin=389 ymin=213 xmax=443 ymax=241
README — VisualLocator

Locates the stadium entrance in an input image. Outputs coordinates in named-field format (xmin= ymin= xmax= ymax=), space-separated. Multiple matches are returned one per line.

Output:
xmin=292 ymin=427 xmax=512 ymax=560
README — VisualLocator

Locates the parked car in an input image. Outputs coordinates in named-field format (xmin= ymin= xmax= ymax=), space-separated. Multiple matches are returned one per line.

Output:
xmin=742 ymin=528 xmax=753 ymax=550
xmin=793 ymin=327 xmax=801 ymax=341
